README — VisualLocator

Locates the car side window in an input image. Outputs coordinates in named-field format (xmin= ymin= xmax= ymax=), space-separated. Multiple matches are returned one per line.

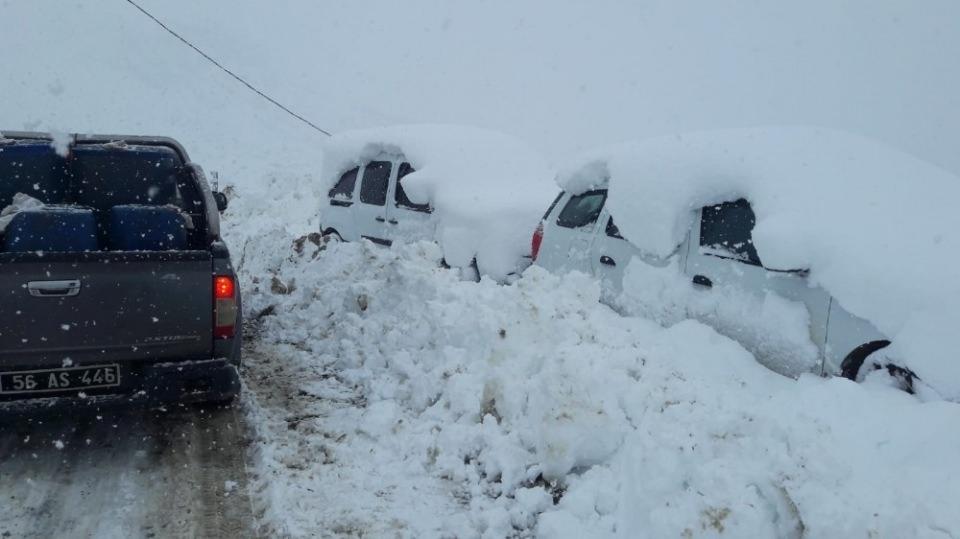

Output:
xmin=394 ymin=162 xmax=431 ymax=212
xmin=329 ymin=167 xmax=359 ymax=202
xmin=699 ymin=198 xmax=762 ymax=266
xmin=542 ymin=191 xmax=564 ymax=220
xmin=605 ymin=217 xmax=623 ymax=239
xmin=556 ymin=190 xmax=607 ymax=229
xmin=359 ymin=161 xmax=391 ymax=206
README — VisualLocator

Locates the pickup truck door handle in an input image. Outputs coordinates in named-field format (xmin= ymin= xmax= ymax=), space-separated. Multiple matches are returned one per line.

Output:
xmin=375 ymin=216 xmax=386 ymax=222
xmin=27 ymin=280 xmax=81 ymax=298
xmin=599 ymin=255 xmax=616 ymax=267
xmin=388 ymin=219 xmax=399 ymax=225
xmin=692 ymin=274 xmax=713 ymax=288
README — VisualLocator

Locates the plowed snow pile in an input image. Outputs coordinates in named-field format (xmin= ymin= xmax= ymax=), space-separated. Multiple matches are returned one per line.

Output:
xmin=237 ymin=226 xmax=960 ymax=538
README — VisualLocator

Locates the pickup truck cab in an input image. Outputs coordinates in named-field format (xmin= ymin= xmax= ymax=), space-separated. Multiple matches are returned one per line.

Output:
xmin=0 ymin=131 xmax=241 ymax=409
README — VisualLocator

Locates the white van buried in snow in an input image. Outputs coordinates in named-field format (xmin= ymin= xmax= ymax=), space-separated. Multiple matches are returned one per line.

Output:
xmin=533 ymin=127 xmax=960 ymax=400
xmin=318 ymin=125 xmax=555 ymax=281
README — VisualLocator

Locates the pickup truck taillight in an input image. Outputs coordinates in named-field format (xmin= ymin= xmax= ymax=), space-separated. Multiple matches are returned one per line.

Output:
xmin=214 ymin=275 xmax=237 ymax=339
xmin=531 ymin=222 xmax=544 ymax=262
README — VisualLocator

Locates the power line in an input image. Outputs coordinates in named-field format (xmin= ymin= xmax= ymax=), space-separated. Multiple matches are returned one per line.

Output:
xmin=123 ymin=0 xmax=333 ymax=137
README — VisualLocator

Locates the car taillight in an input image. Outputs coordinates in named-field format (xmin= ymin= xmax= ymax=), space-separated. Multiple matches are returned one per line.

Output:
xmin=531 ymin=222 xmax=544 ymax=262
xmin=214 ymin=275 xmax=237 ymax=339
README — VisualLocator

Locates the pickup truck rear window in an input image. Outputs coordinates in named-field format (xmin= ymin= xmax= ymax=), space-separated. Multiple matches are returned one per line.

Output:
xmin=71 ymin=145 xmax=184 ymax=209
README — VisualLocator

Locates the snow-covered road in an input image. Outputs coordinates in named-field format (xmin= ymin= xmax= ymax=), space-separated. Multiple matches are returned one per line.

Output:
xmin=0 ymin=404 xmax=255 ymax=538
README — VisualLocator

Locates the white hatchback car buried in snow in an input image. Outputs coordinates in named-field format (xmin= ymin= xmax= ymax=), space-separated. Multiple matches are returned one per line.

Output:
xmin=532 ymin=128 xmax=960 ymax=397
xmin=533 ymin=190 xmax=899 ymax=386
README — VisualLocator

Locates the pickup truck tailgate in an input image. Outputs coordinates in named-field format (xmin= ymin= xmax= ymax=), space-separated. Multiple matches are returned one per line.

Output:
xmin=0 ymin=251 xmax=214 ymax=368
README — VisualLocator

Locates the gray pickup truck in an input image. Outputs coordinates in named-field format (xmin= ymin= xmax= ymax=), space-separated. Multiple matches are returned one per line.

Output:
xmin=0 ymin=131 xmax=241 ymax=409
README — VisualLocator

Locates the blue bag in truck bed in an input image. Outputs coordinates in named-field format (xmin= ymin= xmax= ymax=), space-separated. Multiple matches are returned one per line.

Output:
xmin=2 ymin=207 xmax=99 ymax=253
xmin=108 ymin=205 xmax=188 ymax=251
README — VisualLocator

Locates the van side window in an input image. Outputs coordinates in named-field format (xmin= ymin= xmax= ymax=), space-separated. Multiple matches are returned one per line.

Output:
xmin=359 ymin=161 xmax=391 ymax=206
xmin=699 ymin=198 xmax=761 ymax=266
xmin=329 ymin=167 xmax=359 ymax=202
xmin=394 ymin=162 xmax=431 ymax=213
xmin=605 ymin=217 xmax=623 ymax=239
xmin=556 ymin=190 xmax=607 ymax=229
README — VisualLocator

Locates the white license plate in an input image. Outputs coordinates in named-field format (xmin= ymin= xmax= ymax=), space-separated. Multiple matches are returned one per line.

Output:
xmin=0 ymin=364 xmax=121 ymax=394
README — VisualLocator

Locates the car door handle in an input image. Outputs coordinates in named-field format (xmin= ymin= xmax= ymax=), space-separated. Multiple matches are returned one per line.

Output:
xmin=28 ymin=280 xmax=81 ymax=297
xmin=692 ymin=274 xmax=713 ymax=288
xmin=375 ymin=217 xmax=386 ymax=222
xmin=599 ymin=255 xmax=616 ymax=267
xmin=388 ymin=219 xmax=399 ymax=225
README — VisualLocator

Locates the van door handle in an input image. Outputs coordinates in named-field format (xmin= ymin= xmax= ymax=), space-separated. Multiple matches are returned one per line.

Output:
xmin=692 ymin=274 xmax=713 ymax=288
xmin=375 ymin=217 xmax=386 ymax=222
xmin=28 ymin=280 xmax=81 ymax=298
xmin=599 ymin=255 xmax=616 ymax=266
xmin=388 ymin=219 xmax=399 ymax=225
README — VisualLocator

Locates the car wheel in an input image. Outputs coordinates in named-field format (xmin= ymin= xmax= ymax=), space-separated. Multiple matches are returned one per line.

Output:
xmin=322 ymin=229 xmax=343 ymax=244
xmin=841 ymin=340 xmax=917 ymax=394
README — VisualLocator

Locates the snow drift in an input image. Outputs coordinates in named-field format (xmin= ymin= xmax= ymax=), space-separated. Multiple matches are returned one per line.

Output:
xmin=557 ymin=126 xmax=960 ymax=398
xmin=321 ymin=125 xmax=556 ymax=279
xmin=242 ymin=236 xmax=960 ymax=537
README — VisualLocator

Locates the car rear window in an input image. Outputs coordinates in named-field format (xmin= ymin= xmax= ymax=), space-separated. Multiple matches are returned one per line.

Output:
xmin=556 ymin=189 xmax=607 ymax=229
xmin=359 ymin=161 xmax=391 ymax=206
xmin=699 ymin=198 xmax=762 ymax=266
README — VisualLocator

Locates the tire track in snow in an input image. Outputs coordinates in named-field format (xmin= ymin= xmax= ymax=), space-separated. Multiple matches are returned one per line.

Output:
xmin=0 ymin=404 xmax=257 ymax=538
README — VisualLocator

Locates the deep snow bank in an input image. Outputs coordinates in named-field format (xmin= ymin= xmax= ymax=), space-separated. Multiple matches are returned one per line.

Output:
xmin=321 ymin=125 xmax=556 ymax=279
xmin=558 ymin=126 xmax=960 ymax=398
xmin=240 ymin=231 xmax=960 ymax=538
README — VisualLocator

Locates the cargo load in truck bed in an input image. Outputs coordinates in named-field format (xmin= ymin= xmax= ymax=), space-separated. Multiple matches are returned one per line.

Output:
xmin=0 ymin=133 xmax=240 ymax=407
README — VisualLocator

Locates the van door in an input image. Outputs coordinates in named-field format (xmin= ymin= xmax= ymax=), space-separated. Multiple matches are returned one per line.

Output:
xmin=325 ymin=166 xmax=360 ymax=240
xmin=354 ymin=161 xmax=392 ymax=246
xmin=538 ymin=190 xmax=606 ymax=275
xmin=386 ymin=162 xmax=434 ymax=243
xmin=684 ymin=199 xmax=830 ymax=376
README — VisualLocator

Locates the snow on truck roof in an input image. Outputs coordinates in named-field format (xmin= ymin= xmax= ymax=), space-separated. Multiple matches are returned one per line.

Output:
xmin=322 ymin=125 xmax=556 ymax=279
xmin=558 ymin=126 xmax=960 ymax=397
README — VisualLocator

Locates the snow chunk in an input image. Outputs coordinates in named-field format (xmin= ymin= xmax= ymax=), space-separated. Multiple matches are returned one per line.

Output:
xmin=0 ymin=193 xmax=45 ymax=232
xmin=557 ymin=126 xmax=960 ymax=398
xmin=322 ymin=125 xmax=556 ymax=279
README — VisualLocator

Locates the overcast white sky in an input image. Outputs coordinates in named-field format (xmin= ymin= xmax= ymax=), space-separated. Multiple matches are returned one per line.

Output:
xmin=2 ymin=0 xmax=958 ymax=178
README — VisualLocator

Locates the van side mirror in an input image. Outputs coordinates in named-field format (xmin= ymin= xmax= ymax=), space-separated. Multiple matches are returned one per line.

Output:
xmin=213 ymin=191 xmax=228 ymax=212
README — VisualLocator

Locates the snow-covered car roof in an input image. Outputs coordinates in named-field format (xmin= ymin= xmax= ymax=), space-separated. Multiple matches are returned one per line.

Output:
xmin=557 ymin=126 xmax=960 ymax=398
xmin=322 ymin=124 xmax=556 ymax=279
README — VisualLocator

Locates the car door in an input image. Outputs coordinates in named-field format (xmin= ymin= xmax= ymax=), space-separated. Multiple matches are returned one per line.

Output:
xmin=355 ymin=161 xmax=392 ymax=245
xmin=385 ymin=161 xmax=434 ymax=243
xmin=538 ymin=189 xmax=607 ymax=274
xmin=589 ymin=212 xmax=653 ymax=300
xmin=684 ymin=199 xmax=831 ymax=374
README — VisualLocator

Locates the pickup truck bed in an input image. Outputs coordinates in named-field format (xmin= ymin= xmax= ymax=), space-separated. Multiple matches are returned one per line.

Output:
xmin=0 ymin=132 xmax=240 ymax=409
